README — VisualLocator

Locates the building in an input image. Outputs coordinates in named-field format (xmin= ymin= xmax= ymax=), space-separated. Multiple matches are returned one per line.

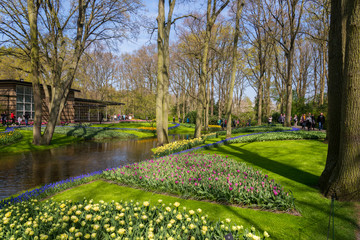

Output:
xmin=0 ymin=79 xmax=124 ymax=122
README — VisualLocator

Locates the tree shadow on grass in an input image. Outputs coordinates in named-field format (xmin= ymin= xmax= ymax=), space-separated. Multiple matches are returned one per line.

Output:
xmin=294 ymin=198 xmax=358 ymax=240
xmin=214 ymin=144 xmax=319 ymax=188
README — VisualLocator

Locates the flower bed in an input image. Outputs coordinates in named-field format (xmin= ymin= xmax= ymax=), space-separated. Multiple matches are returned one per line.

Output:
xmin=216 ymin=126 xmax=292 ymax=136
xmin=153 ymin=133 xmax=217 ymax=158
xmin=138 ymin=127 xmax=156 ymax=131
xmin=0 ymin=130 xmax=22 ymax=146
xmin=153 ymin=138 xmax=205 ymax=158
xmin=0 ymin=199 xmax=269 ymax=240
xmin=103 ymin=153 xmax=295 ymax=210
xmin=223 ymin=131 xmax=326 ymax=144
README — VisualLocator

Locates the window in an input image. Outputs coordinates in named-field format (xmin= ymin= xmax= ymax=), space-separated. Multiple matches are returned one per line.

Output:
xmin=16 ymin=85 xmax=34 ymax=118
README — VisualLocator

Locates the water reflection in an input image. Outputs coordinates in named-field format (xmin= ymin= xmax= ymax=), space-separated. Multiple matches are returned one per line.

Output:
xmin=0 ymin=134 xmax=190 ymax=200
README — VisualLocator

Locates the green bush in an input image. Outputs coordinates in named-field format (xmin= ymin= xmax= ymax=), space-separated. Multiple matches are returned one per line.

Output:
xmin=0 ymin=130 xmax=22 ymax=145
xmin=184 ymin=111 xmax=197 ymax=124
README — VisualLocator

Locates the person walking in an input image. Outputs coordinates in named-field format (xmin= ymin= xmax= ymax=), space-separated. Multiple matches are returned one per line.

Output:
xmin=1 ymin=112 xmax=6 ymax=126
xmin=317 ymin=113 xmax=325 ymax=131
xmin=18 ymin=116 xmax=22 ymax=126
xmin=99 ymin=112 xmax=103 ymax=124
xmin=311 ymin=113 xmax=316 ymax=130
xmin=10 ymin=112 xmax=15 ymax=124
xmin=306 ymin=113 xmax=312 ymax=131
xmin=268 ymin=116 xmax=272 ymax=125
xmin=293 ymin=115 xmax=298 ymax=127
xmin=173 ymin=116 xmax=175 ymax=123
xmin=24 ymin=112 xmax=30 ymax=126
xmin=300 ymin=114 xmax=306 ymax=130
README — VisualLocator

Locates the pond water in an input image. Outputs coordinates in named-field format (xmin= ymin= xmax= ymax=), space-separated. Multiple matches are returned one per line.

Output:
xmin=0 ymin=134 xmax=191 ymax=200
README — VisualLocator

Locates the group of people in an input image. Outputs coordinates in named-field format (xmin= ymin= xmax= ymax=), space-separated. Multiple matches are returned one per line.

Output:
xmin=299 ymin=112 xmax=325 ymax=131
xmin=271 ymin=112 xmax=325 ymax=131
xmin=1 ymin=111 xmax=30 ymax=126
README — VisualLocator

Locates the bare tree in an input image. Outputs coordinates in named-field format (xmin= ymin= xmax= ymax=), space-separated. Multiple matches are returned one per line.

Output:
xmin=0 ymin=0 xmax=142 ymax=144
xmin=195 ymin=0 xmax=230 ymax=138
xmin=266 ymin=0 xmax=305 ymax=126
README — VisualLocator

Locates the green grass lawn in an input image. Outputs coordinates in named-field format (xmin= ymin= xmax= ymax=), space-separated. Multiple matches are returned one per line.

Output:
xmin=168 ymin=125 xmax=195 ymax=134
xmin=0 ymin=130 xmax=82 ymax=154
xmin=50 ymin=140 xmax=357 ymax=239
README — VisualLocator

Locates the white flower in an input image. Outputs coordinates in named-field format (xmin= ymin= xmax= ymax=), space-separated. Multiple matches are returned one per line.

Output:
xmin=264 ymin=231 xmax=270 ymax=238
xmin=174 ymin=202 xmax=180 ymax=207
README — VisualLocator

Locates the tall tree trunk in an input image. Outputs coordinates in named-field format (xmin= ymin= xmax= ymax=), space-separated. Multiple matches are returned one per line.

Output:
xmin=210 ymin=70 xmax=214 ymax=116
xmin=28 ymin=0 xmax=42 ymax=145
xmin=285 ymin=49 xmax=293 ymax=127
xmin=195 ymin=2 xmax=211 ymax=138
xmin=195 ymin=0 xmax=229 ymax=138
xmin=156 ymin=0 xmax=175 ymax=145
xmin=264 ymin=68 xmax=271 ymax=118
xmin=319 ymin=0 xmax=346 ymax=193
xmin=226 ymin=0 xmax=243 ymax=138
xmin=320 ymin=0 xmax=360 ymax=200
xmin=320 ymin=42 xmax=327 ymax=105
xmin=257 ymin=75 xmax=263 ymax=125
xmin=156 ymin=0 xmax=165 ymax=146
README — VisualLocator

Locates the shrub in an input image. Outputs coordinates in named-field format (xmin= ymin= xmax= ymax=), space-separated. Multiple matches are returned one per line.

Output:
xmin=184 ymin=111 xmax=197 ymax=124
xmin=103 ymin=153 xmax=295 ymax=210
xmin=0 ymin=199 xmax=268 ymax=240
xmin=0 ymin=130 xmax=22 ymax=146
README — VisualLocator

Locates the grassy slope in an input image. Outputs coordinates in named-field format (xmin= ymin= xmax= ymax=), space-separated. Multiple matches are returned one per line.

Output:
xmin=0 ymin=130 xmax=81 ymax=154
xmin=50 ymin=140 xmax=357 ymax=240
